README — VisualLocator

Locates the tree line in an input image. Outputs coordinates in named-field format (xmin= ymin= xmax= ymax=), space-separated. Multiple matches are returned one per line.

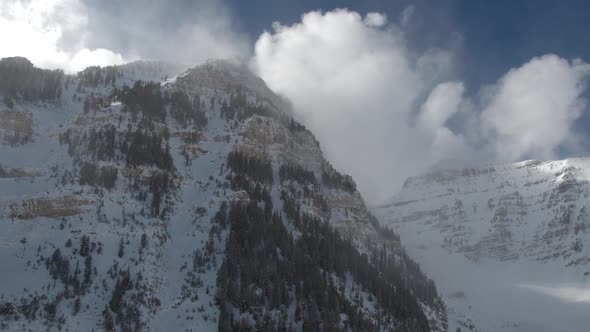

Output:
xmin=214 ymin=152 xmax=439 ymax=331
xmin=0 ymin=57 xmax=64 ymax=101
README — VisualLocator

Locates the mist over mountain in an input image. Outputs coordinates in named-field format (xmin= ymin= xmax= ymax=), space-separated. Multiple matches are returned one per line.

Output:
xmin=3 ymin=1 xmax=590 ymax=331
xmin=4 ymin=1 xmax=590 ymax=203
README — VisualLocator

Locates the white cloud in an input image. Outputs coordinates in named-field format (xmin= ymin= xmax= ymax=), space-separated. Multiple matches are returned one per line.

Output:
xmin=158 ymin=15 xmax=248 ymax=66
xmin=0 ymin=0 xmax=248 ymax=72
xmin=83 ymin=0 xmax=249 ymax=66
xmin=520 ymin=284 xmax=590 ymax=304
xmin=418 ymin=82 xmax=464 ymax=130
xmin=252 ymin=9 xmax=590 ymax=203
xmin=0 ymin=0 xmax=128 ymax=72
xmin=70 ymin=48 xmax=127 ymax=71
xmin=400 ymin=5 xmax=415 ymax=27
xmin=364 ymin=12 xmax=387 ymax=27
xmin=4 ymin=3 xmax=590 ymax=202
xmin=481 ymin=54 xmax=590 ymax=161
xmin=253 ymin=9 xmax=467 ymax=202
xmin=418 ymin=82 xmax=471 ymax=162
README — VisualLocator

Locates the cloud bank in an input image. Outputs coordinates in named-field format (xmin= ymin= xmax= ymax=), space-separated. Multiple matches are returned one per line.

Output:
xmin=253 ymin=9 xmax=590 ymax=203
xmin=0 ymin=0 xmax=127 ymax=72
xmin=252 ymin=9 xmax=468 ymax=202
xmin=520 ymin=284 xmax=590 ymax=304
xmin=0 ymin=0 xmax=248 ymax=72
xmin=3 ymin=3 xmax=590 ymax=202
xmin=80 ymin=0 xmax=249 ymax=66
xmin=481 ymin=55 xmax=590 ymax=161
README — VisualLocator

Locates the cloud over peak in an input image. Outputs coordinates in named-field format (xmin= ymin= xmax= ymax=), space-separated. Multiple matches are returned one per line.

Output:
xmin=3 ymin=3 xmax=590 ymax=202
xmin=0 ymin=0 xmax=248 ymax=72
xmin=364 ymin=12 xmax=387 ymax=27
xmin=253 ymin=9 xmax=466 ymax=202
xmin=0 ymin=0 xmax=128 ymax=72
xmin=481 ymin=54 xmax=590 ymax=161
xmin=253 ymin=9 xmax=590 ymax=202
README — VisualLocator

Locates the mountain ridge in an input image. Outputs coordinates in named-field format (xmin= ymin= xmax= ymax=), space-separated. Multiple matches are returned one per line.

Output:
xmin=375 ymin=157 xmax=590 ymax=332
xmin=0 ymin=57 xmax=446 ymax=331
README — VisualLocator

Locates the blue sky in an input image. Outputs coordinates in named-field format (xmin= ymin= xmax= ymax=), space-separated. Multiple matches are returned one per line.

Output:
xmin=227 ymin=0 xmax=590 ymax=88
xmin=3 ymin=0 xmax=590 ymax=200
xmin=5 ymin=0 xmax=589 ymax=86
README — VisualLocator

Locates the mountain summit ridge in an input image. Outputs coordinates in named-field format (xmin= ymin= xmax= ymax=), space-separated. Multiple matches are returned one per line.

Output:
xmin=376 ymin=157 xmax=590 ymax=331
xmin=0 ymin=57 xmax=446 ymax=331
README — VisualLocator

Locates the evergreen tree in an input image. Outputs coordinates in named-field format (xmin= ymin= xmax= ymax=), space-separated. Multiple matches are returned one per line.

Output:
xmin=118 ymin=238 xmax=125 ymax=258
xmin=102 ymin=305 xmax=114 ymax=331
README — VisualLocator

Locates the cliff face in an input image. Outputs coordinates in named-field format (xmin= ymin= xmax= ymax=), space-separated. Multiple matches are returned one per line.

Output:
xmin=375 ymin=159 xmax=590 ymax=332
xmin=380 ymin=159 xmax=590 ymax=267
xmin=0 ymin=58 xmax=445 ymax=331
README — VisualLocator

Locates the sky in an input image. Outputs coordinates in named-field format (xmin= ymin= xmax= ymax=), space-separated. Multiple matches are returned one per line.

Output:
xmin=2 ymin=0 xmax=590 ymax=203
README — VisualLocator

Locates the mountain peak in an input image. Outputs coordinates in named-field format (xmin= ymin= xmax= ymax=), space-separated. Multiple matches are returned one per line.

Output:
xmin=175 ymin=58 xmax=290 ymax=112
xmin=426 ymin=158 xmax=476 ymax=173
xmin=180 ymin=58 xmax=266 ymax=90
xmin=203 ymin=57 xmax=247 ymax=70
xmin=0 ymin=56 xmax=34 ymax=68
xmin=0 ymin=56 xmax=446 ymax=331
xmin=377 ymin=156 xmax=590 ymax=331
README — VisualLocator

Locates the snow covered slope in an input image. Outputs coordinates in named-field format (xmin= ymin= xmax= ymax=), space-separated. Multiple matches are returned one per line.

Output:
xmin=375 ymin=159 xmax=590 ymax=332
xmin=0 ymin=57 xmax=446 ymax=331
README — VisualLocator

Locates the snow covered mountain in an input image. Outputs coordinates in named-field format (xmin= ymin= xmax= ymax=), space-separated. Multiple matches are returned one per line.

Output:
xmin=375 ymin=159 xmax=590 ymax=332
xmin=0 ymin=57 xmax=446 ymax=331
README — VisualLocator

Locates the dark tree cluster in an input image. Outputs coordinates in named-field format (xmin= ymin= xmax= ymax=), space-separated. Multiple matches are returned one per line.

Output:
xmin=280 ymin=188 xmax=329 ymax=223
xmin=126 ymin=170 xmax=176 ymax=219
xmin=61 ymin=121 xmax=177 ymax=219
xmin=322 ymin=164 xmax=357 ymax=194
xmin=227 ymin=150 xmax=273 ymax=185
xmin=3 ymin=235 xmax=103 ymax=328
xmin=220 ymin=91 xmax=276 ymax=122
xmin=279 ymin=164 xmax=318 ymax=187
xmin=76 ymin=65 xmax=119 ymax=88
xmin=168 ymin=90 xmax=208 ymax=128
xmin=43 ymin=236 xmax=96 ymax=297
xmin=46 ymin=249 xmax=71 ymax=284
xmin=60 ymin=125 xmax=117 ymax=162
xmin=0 ymin=57 xmax=64 ymax=101
xmin=148 ymin=172 xmax=173 ymax=218
xmin=215 ymin=161 xmax=439 ymax=332
xmin=87 ymin=126 xmax=117 ymax=161
xmin=178 ymin=203 xmax=229 ymax=303
xmin=79 ymin=162 xmax=118 ymax=190
xmin=288 ymin=118 xmax=307 ymax=133
xmin=219 ymin=92 xmax=311 ymax=137
xmin=283 ymin=180 xmax=440 ymax=318
xmin=111 ymin=81 xmax=166 ymax=121
xmin=371 ymin=216 xmax=401 ymax=242
xmin=0 ymin=236 xmax=105 ymax=327
xmin=216 ymin=200 xmax=434 ymax=331
xmin=103 ymin=258 xmax=154 ymax=332
xmin=0 ymin=296 xmax=40 ymax=323
xmin=220 ymin=91 xmax=247 ymax=120
xmin=124 ymin=129 xmax=174 ymax=171
xmin=108 ymin=270 xmax=132 ymax=319
xmin=82 ymin=93 xmax=109 ymax=113
xmin=279 ymin=163 xmax=328 ymax=217
xmin=180 ymin=131 xmax=200 ymax=145
xmin=61 ymin=123 xmax=174 ymax=172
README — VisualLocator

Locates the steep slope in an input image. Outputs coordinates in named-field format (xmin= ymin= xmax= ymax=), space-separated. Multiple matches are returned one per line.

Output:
xmin=375 ymin=159 xmax=590 ymax=332
xmin=0 ymin=57 xmax=445 ymax=331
